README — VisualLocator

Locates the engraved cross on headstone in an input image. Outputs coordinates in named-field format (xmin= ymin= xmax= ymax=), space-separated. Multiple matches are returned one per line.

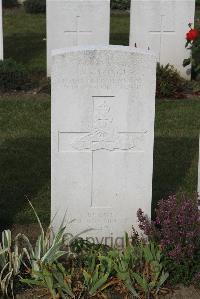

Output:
xmin=149 ymin=14 xmax=175 ymax=61
xmin=64 ymin=15 xmax=92 ymax=46
xmin=59 ymin=96 xmax=147 ymax=207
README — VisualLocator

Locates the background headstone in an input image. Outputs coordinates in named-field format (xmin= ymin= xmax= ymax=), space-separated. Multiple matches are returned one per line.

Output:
xmin=51 ymin=46 xmax=156 ymax=245
xmin=0 ymin=0 xmax=3 ymax=60
xmin=130 ymin=0 xmax=195 ymax=79
xmin=47 ymin=0 xmax=110 ymax=76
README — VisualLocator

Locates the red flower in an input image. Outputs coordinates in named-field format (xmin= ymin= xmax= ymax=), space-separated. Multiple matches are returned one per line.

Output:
xmin=186 ymin=28 xmax=199 ymax=41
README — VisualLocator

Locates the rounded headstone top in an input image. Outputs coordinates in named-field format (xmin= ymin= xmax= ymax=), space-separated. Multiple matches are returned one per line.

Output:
xmin=52 ymin=45 xmax=156 ymax=59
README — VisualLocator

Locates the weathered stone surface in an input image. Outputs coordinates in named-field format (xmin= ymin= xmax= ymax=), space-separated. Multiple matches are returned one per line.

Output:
xmin=47 ymin=0 xmax=110 ymax=76
xmin=130 ymin=0 xmax=195 ymax=79
xmin=51 ymin=46 xmax=156 ymax=245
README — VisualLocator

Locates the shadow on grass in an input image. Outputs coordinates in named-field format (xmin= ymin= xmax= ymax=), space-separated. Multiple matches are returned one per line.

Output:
xmin=110 ymin=33 xmax=129 ymax=46
xmin=0 ymin=136 xmax=50 ymax=229
xmin=152 ymin=136 xmax=199 ymax=215
xmin=4 ymin=33 xmax=46 ymax=71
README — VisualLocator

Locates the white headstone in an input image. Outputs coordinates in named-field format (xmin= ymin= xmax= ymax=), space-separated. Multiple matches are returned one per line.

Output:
xmin=130 ymin=0 xmax=195 ymax=79
xmin=47 ymin=0 xmax=110 ymax=76
xmin=0 ymin=0 xmax=3 ymax=60
xmin=51 ymin=46 xmax=156 ymax=246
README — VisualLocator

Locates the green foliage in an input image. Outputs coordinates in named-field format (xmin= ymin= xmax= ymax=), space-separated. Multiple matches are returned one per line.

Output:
xmin=184 ymin=24 xmax=200 ymax=80
xmin=196 ymin=0 xmax=200 ymax=6
xmin=2 ymin=0 xmax=18 ymax=8
xmin=133 ymin=242 xmax=169 ymax=297
xmin=24 ymin=0 xmax=46 ymax=14
xmin=18 ymin=201 xmax=67 ymax=275
xmin=22 ymin=252 xmax=115 ymax=298
xmin=111 ymin=0 xmax=130 ymax=10
xmin=20 ymin=228 xmax=169 ymax=299
xmin=0 ymin=58 xmax=29 ymax=92
xmin=22 ymin=263 xmax=75 ymax=299
xmin=18 ymin=202 xmax=75 ymax=298
xmin=0 ymin=230 xmax=24 ymax=298
xmin=109 ymin=238 xmax=169 ymax=298
xmin=0 ymin=202 xmax=171 ymax=298
xmin=156 ymin=63 xmax=185 ymax=98
xmin=109 ymin=241 xmax=139 ymax=297
xmin=83 ymin=255 xmax=113 ymax=297
xmin=164 ymin=254 xmax=200 ymax=286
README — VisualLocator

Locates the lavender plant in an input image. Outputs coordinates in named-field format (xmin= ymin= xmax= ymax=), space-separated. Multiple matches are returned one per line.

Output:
xmin=137 ymin=194 xmax=200 ymax=285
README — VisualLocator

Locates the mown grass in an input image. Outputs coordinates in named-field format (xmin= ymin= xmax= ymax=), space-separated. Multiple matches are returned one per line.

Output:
xmin=3 ymin=8 xmax=46 ymax=77
xmin=0 ymin=8 xmax=200 ymax=226
xmin=0 ymin=94 xmax=50 ymax=226
xmin=153 ymin=98 xmax=200 ymax=212
xmin=110 ymin=11 xmax=129 ymax=45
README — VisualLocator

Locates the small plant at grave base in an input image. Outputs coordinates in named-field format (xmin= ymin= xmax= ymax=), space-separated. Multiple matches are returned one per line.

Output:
xmin=18 ymin=201 xmax=68 ymax=276
xmin=136 ymin=242 xmax=169 ymax=298
xmin=156 ymin=63 xmax=186 ymax=98
xmin=0 ymin=199 xmax=70 ymax=298
xmin=83 ymin=254 xmax=119 ymax=298
xmin=22 ymin=262 xmax=75 ymax=299
xmin=183 ymin=23 xmax=200 ymax=79
xmin=109 ymin=239 xmax=139 ymax=297
xmin=109 ymin=235 xmax=169 ymax=298
xmin=22 ymin=253 xmax=116 ymax=298
xmin=69 ymin=237 xmax=111 ymax=269
xmin=19 ymin=202 xmax=115 ymax=299
xmin=0 ymin=230 xmax=24 ymax=298
xmin=0 ymin=200 xmax=170 ymax=298
xmin=137 ymin=194 xmax=200 ymax=285
xmin=20 ymin=227 xmax=169 ymax=299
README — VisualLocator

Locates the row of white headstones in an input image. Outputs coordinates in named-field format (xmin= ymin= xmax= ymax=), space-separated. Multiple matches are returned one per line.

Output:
xmin=0 ymin=0 xmax=196 ymax=78
xmin=0 ymin=0 xmax=199 ymax=245
xmin=47 ymin=0 xmax=196 ymax=79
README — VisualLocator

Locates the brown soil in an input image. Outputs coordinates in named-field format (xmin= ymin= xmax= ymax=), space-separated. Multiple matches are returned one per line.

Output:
xmin=13 ymin=285 xmax=200 ymax=299
xmin=15 ymin=288 xmax=49 ymax=299
xmin=162 ymin=285 xmax=200 ymax=299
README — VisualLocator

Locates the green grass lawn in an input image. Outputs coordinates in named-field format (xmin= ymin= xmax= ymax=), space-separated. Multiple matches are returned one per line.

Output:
xmin=3 ymin=8 xmax=46 ymax=76
xmin=110 ymin=11 xmax=130 ymax=45
xmin=153 ymin=99 xmax=200 ymax=213
xmin=0 ymin=95 xmax=50 ymax=227
xmin=0 ymin=8 xmax=200 ymax=227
